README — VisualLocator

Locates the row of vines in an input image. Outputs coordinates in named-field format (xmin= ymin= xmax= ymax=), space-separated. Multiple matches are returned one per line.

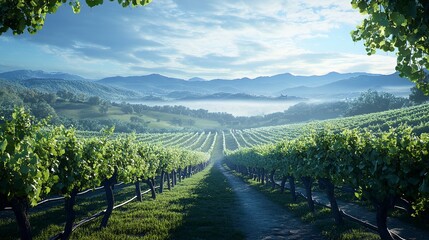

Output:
xmin=225 ymin=126 xmax=429 ymax=240
xmin=0 ymin=107 xmax=210 ymax=240
xmin=237 ymin=103 xmax=429 ymax=148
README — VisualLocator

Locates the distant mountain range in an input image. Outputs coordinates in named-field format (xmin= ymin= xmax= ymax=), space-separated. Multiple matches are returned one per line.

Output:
xmin=0 ymin=70 xmax=140 ymax=100
xmin=0 ymin=70 xmax=88 ymax=81
xmin=96 ymin=71 xmax=413 ymax=99
xmin=0 ymin=69 xmax=414 ymax=100
xmin=278 ymin=73 xmax=413 ymax=98
xmin=97 ymin=72 xmax=380 ymax=96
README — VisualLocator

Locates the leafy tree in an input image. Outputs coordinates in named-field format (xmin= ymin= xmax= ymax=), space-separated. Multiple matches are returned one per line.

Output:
xmin=56 ymin=90 xmax=75 ymax=102
xmin=0 ymin=0 xmax=152 ymax=35
xmin=28 ymin=101 xmax=57 ymax=119
xmin=351 ymin=0 xmax=429 ymax=93
xmin=130 ymin=116 xmax=143 ymax=123
xmin=41 ymin=93 xmax=57 ymax=104
xmin=170 ymin=117 xmax=182 ymax=126
xmin=0 ymin=87 xmax=23 ymax=113
xmin=409 ymin=86 xmax=429 ymax=104
xmin=186 ymin=119 xmax=195 ymax=126
xmin=99 ymin=103 xmax=109 ymax=114
xmin=345 ymin=90 xmax=408 ymax=116
xmin=21 ymin=90 xmax=39 ymax=104
xmin=121 ymin=104 xmax=134 ymax=114
xmin=87 ymin=96 xmax=101 ymax=105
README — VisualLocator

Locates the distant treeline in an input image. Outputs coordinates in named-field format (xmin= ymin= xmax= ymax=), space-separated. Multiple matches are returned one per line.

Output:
xmin=1 ymin=78 xmax=427 ymax=133
xmin=115 ymin=89 xmax=422 ymax=128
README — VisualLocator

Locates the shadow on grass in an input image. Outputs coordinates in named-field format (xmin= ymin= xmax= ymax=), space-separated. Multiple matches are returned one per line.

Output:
xmin=0 ymin=164 xmax=245 ymax=240
xmin=171 ymin=164 xmax=245 ymax=240
xmin=60 ymin=164 xmax=244 ymax=240
xmin=0 ymin=184 xmax=137 ymax=240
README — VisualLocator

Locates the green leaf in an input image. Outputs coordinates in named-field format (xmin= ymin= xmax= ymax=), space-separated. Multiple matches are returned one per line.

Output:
xmin=391 ymin=12 xmax=407 ymax=27
xmin=21 ymin=165 xmax=30 ymax=174
xmin=386 ymin=174 xmax=399 ymax=184
xmin=86 ymin=0 xmax=104 ymax=7
xmin=419 ymin=179 xmax=429 ymax=193
xmin=357 ymin=1 xmax=367 ymax=11
xmin=0 ymin=139 xmax=7 ymax=153
xmin=354 ymin=191 xmax=362 ymax=199
xmin=71 ymin=1 xmax=81 ymax=13
xmin=408 ymin=176 xmax=421 ymax=186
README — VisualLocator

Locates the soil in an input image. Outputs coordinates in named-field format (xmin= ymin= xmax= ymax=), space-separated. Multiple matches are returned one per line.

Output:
xmin=218 ymin=162 xmax=324 ymax=240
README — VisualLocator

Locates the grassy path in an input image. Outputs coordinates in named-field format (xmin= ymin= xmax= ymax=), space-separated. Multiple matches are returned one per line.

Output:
xmin=171 ymin=164 xmax=244 ymax=240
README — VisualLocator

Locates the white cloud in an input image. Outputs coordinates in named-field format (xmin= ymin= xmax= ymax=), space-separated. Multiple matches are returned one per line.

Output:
xmin=126 ymin=0 xmax=369 ymax=78
xmin=72 ymin=41 xmax=111 ymax=50
xmin=255 ymin=53 xmax=397 ymax=77
xmin=0 ymin=36 xmax=12 ymax=42
xmin=0 ymin=0 xmax=394 ymax=79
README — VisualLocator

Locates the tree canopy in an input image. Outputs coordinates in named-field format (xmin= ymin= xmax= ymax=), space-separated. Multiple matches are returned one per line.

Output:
xmin=409 ymin=85 xmax=429 ymax=104
xmin=351 ymin=0 xmax=429 ymax=94
xmin=345 ymin=89 xmax=408 ymax=116
xmin=0 ymin=0 xmax=152 ymax=35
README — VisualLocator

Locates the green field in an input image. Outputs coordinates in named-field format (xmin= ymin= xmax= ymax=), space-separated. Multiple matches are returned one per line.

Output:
xmin=54 ymin=102 xmax=222 ymax=130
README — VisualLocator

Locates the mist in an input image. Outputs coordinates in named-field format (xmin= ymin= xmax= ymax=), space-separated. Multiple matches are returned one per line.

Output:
xmin=129 ymin=99 xmax=328 ymax=117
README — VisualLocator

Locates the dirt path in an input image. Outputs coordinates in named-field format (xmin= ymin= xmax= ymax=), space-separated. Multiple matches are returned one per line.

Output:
xmin=218 ymin=162 xmax=324 ymax=240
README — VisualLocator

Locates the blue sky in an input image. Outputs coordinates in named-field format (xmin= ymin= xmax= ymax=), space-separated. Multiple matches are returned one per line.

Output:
xmin=0 ymin=0 xmax=397 ymax=80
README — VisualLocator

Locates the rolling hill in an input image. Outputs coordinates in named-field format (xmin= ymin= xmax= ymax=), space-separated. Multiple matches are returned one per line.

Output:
xmin=0 ymin=69 xmax=414 ymax=100
xmin=18 ymin=78 xmax=142 ymax=100
xmin=0 ymin=69 xmax=88 ymax=81
xmin=0 ymin=70 xmax=142 ymax=100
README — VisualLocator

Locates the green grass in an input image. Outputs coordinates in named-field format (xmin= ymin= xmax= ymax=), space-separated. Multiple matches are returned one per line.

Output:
xmin=143 ymin=110 xmax=221 ymax=129
xmin=225 ymin=164 xmax=380 ymax=240
xmin=0 ymin=164 xmax=243 ymax=240
xmin=0 ymin=184 xmax=139 ymax=240
xmin=71 ymin=164 xmax=243 ymax=240
xmin=53 ymin=102 xmax=221 ymax=130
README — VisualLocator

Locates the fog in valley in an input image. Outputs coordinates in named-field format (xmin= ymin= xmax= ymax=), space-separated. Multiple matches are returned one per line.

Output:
xmin=129 ymin=99 xmax=323 ymax=117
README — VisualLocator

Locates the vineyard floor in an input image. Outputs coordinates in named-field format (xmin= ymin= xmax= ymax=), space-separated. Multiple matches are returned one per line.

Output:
xmin=0 ymin=164 xmax=243 ymax=240
xmin=281 ymin=182 xmax=429 ymax=240
xmin=218 ymin=162 xmax=324 ymax=240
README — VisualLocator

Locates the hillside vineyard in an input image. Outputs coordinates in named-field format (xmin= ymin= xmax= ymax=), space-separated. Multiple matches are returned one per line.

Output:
xmin=1 ymin=103 xmax=429 ymax=240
